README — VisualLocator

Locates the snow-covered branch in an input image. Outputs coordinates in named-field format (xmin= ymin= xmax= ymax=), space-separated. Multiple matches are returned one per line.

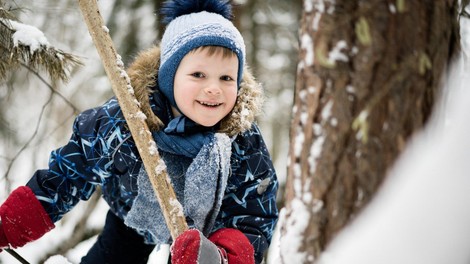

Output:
xmin=0 ymin=14 xmax=81 ymax=82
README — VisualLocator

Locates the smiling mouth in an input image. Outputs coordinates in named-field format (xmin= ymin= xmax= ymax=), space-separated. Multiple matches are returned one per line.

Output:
xmin=198 ymin=101 xmax=222 ymax=107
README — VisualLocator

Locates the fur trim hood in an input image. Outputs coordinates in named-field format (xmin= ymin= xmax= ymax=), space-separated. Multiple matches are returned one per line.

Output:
xmin=126 ymin=45 xmax=263 ymax=137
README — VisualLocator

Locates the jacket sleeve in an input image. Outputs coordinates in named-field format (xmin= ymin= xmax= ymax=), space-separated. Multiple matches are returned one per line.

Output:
xmin=26 ymin=98 xmax=132 ymax=222
xmin=216 ymin=124 xmax=279 ymax=263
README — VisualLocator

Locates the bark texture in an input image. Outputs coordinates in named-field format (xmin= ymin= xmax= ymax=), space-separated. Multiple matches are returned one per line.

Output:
xmin=283 ymin=0 xmax=460 ymax=262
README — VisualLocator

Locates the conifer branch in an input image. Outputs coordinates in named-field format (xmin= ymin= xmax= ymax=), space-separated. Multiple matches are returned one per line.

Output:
xmin=0 ymin=4 xmax=82 ymax=82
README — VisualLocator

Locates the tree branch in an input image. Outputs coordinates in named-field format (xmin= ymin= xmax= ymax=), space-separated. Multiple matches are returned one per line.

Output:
xmin=77 ymin=0 xmax=188 ymax=240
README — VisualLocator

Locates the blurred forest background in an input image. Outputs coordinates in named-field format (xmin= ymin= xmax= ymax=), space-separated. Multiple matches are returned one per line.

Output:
xmin=0 ymin=0 xmax=300 ymax=262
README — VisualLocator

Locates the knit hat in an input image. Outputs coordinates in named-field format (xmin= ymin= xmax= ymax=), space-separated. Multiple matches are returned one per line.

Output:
xmin=158 ymin=0 xmax=246 ymax=108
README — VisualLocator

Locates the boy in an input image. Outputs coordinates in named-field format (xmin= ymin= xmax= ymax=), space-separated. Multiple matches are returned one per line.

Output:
xmin=0 ymin=0 xmax=278 ymax=263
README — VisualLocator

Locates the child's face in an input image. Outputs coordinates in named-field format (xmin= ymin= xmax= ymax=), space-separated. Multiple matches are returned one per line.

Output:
xmin=173 ymin=48 xmax=238 ymax=127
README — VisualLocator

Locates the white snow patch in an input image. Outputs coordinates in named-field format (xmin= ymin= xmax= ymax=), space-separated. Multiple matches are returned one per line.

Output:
xmin=127 ymin=85 xmax=135 ymax=95
xmin=312 ymin=198 xmax=324 ymax=213
xmin=313 ymin=123 xmax=322 ymax=136
xmin=134 ymin=111 xmax=147 ymax=121
xmin=148 ymin=140 xmax=158 ymax=155
xmin=313 ymin=12 xmax=322 ymax=31
xmin=330 ymin=118 xmax=338 ymax=127
xmin=44 ymin=255 xmax=72 ymax=264
xmin=308 ymin=86 xmax=317 ymax=94
xmin=102 ymin=25 xmax=109 ymax=33
xmin=308 ymin=134 xmax=325 ymax=174
xmin=328 ymin=40 xmax=349 ymax=63
xmin=280 ymin=198 xmax=311 ymax=263
xmin=301 ymin=33 xmax=315 ymax=66
xmin=346 ymin=85 xmax=356 ymax=94
xmin=321 ymin=100 xmax=334 ymax=121
xmin=116 ymin=55 xmax=124 ymax=67
xmin=169 ymin=197 xmax=185 ymax=217
xmin=155 ymin=159 xmax=167 ymax=175
xmin=300 ymin=112 xmax=308 ymax=126
xmin=304 ymin=0 xmax=314 ymax=13
xmin=294 ymin=129 xmax=305 ymax=158
xmin=460 ymin=9 xmax=470 ymax=61
xmin=293 ymin=163 xmax=302 ymax=179
xmin=3 ymin=19 xmax=50 ymax=53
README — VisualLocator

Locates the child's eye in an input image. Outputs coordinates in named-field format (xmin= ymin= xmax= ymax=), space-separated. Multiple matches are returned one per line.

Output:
xmin=220 ymin=75 xmax=234 ymax=81
xmin=191 ymin=72 xmax=205 ymax=78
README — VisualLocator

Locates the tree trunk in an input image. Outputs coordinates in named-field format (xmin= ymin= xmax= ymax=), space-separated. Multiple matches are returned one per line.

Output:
xmin=281 ymin=0 xmax=460 ymax=262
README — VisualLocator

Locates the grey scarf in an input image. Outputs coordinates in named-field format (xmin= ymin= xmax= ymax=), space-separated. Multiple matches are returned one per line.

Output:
xmin=124 ymin=133 xmax=232 ymax=245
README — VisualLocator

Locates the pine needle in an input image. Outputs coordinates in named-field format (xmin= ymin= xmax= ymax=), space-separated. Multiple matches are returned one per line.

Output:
xmin=0 ymin=7 xmax=82 ymax=83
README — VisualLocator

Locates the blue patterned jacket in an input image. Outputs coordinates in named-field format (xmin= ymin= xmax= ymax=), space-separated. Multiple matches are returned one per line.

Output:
xmin=26 ymin=46 xmax=278 ymax=262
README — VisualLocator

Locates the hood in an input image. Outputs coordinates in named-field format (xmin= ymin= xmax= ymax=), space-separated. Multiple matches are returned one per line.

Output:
xmin=126 ymin=45 xmax=264 ymax=137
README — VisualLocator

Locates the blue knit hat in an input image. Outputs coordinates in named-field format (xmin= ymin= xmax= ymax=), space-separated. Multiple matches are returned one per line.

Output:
xmin=158 ymin=0 xmax=246 ymax=108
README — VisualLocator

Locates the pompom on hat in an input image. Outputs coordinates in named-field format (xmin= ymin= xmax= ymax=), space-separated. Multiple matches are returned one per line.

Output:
xmin=158 ymin=0 xmax=246 ymax=108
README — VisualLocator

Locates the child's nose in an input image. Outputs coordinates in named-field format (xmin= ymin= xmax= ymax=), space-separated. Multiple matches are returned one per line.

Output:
xmin=204 ymin=83 xmax=221 ymax=95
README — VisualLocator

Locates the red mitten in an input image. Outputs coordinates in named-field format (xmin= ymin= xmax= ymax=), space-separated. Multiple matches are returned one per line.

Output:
xmin=0 ymin=223 xmax=8 ymax=251
xmin=208 ymin=228 xmax=254 ymax=264
xmin=0 ymin=186 xmax=55 ymax=249
xmin=171 ymin=229 xmax=223 ymax=264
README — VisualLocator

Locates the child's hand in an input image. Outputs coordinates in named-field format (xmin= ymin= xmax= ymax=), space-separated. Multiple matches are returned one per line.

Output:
xmin=171 ymin=229 xmax=223 ymax=264
xmin=171 ymin=228 xmax=254 ymax=264
xmin=0 ymin=186 xmax=55 ymax=249
xmin=0 ymin=223 xmax=8 ymax=251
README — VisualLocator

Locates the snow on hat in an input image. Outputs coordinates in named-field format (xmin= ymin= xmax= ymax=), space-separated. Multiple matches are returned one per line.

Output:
xmin=158 ymin=0 xmax=246 ymax=108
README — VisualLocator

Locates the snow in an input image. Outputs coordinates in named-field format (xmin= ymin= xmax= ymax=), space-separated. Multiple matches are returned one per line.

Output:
xmin=308 ymin=133 xmax=325 ymax=174
xmin=301 ymin=33 xmax=314 ymax=67
xmin=169 ymin=198 xmax=185 ymax=218
xmin=101 ymin=26 xmax=109 ymax=33
xmin=345 ymin=85 xmax=355 ymax=94
xmin=44 ymin=255 xmax=73 ymax=264
xmin=279 ymin=198 xmax=310 ymax=263
xmin=134 ymin=111 xmax=147 ymax=121
xmin=154 ymin=159 xmax=167 ymax=176
xmin=116 ymin=56 xmax=124 ymax=67
xmin=304 ymin=0 xmax=314 ymax=13
xmin=293 ymin=130 xmax=305 ymax=158
xmin=327 ymin=40 xmax=348 ymax=63
xmin=321 ymin=100 xmax=333 ymax=120
xmin=460 ymin=5 xmax=470 ymax=61
xmin=148 ymin=140 xmax=158 ymax=155
xmin=3 ymin=18 xmax=50 ymax=53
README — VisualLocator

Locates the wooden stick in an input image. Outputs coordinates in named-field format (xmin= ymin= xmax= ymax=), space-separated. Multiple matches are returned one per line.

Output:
xmin=5 ymin=248 xmax=30 ymax=264
xmin=77 ymin=0 xmax=188 ymax=240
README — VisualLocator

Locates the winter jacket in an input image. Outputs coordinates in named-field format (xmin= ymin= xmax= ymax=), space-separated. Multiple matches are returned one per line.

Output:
xmin=26 ymin=46 xmax=278 ymax=262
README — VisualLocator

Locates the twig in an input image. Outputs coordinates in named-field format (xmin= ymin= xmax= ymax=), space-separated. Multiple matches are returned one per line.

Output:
xmin=5 ymin=248 xmax=30 ymax=264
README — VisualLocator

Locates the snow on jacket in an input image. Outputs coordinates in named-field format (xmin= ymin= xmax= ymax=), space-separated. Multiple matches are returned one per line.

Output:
xmin=26 ymin=46 xmax=278 ymax=262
